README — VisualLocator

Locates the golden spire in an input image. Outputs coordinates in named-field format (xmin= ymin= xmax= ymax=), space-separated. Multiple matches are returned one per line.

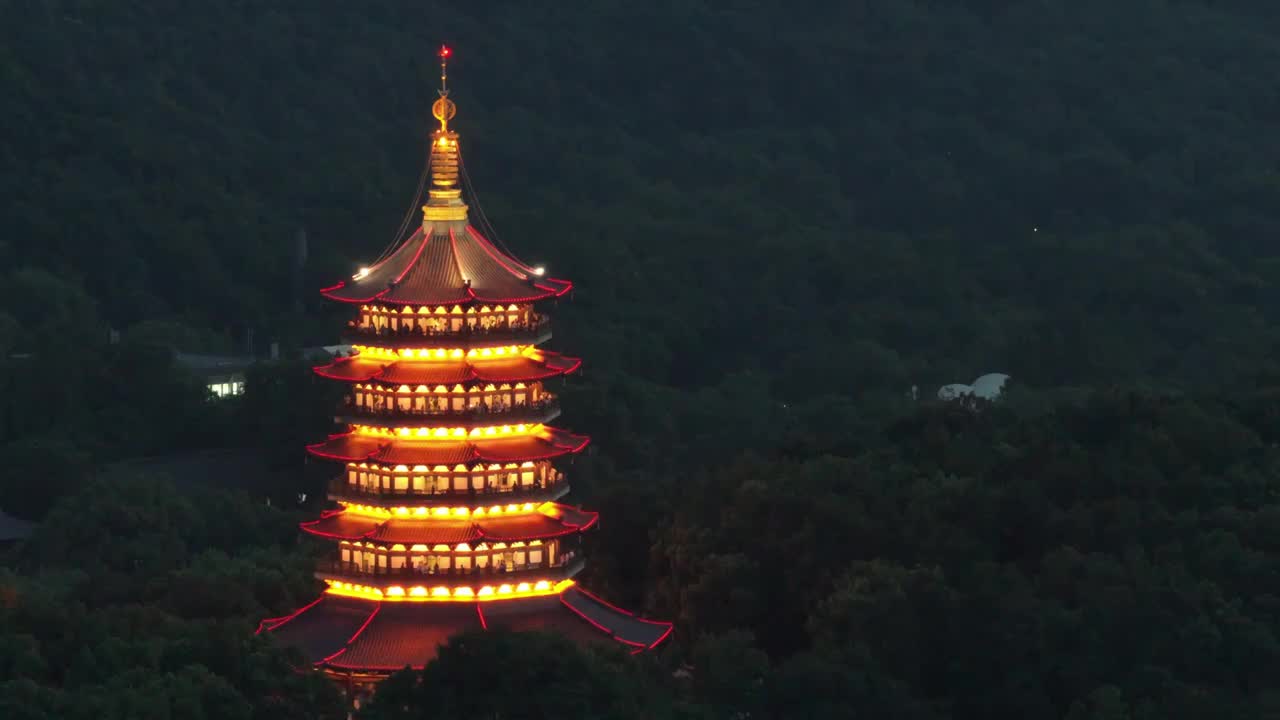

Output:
xmin=424 ymin=44 xmax=467 ymax=223
xmin=432 ymin=44 xmax=456 ymax=134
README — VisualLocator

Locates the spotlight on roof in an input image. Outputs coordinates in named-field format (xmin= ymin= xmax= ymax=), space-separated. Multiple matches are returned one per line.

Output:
xmin=353 ymin=267 xmax=371 ymax=280
xmin=532 ymin=266 xmax=546 ymax=277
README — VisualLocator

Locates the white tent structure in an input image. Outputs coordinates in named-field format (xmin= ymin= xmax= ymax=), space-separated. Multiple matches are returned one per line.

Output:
xmin=971 ymin=373 xmax=1010 ymax=399
xmin=937 ymin=373 xmax=1010 ymax=402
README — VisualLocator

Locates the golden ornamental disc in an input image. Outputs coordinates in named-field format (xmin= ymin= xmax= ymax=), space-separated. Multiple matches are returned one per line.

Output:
xmin=432 ymin=97 xmax=457 ymax=123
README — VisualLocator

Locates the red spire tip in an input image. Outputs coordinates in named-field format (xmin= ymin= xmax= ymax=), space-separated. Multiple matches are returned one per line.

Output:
xmin=439 ymin=45 xmax=452 ymax=59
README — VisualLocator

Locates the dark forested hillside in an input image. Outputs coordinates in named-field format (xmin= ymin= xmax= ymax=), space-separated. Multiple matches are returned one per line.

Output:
xmin=8 ymin=1 xmax=1280 ymax=387
xmin=3 ymin=1 xmax=1280 ymax=718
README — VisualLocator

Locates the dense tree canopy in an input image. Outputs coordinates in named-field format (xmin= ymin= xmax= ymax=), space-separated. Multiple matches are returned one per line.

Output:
xmin=3 ymin=0 xmax=1280 ymax=717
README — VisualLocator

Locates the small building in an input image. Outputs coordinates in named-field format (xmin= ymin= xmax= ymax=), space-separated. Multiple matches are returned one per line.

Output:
xmin=176 ymin=353 xmax=252 ymax=399
xmin=176 ymin=347 xmax=351 ymax=400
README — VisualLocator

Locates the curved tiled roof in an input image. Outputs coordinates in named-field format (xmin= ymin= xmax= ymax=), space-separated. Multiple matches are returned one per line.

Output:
xmin=327 ymin=602 xmax=481 ymax=671
xmin=321 ymin=226 xmax=572 ymax=306
xmin=305 ymin=426 xmax=589 ymax=466
xmin=300 ymin=503 xmax=598 ymax=544
xmin=256 ymin=594 xmax=375 ymax=665
xmin=313 ymin=350 xmax=581 ymax=386
xmin=260 ymin=585 xmax=673 ymax=672
xmin=559 ymin=586 xmax=674 ymax=650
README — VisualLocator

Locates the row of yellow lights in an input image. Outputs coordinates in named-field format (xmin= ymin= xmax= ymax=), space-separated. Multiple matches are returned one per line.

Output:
xmin=348 ymin=461 xmax=535 ymax=472
xmin=354 ymin=345 xmax=528 ymax=361
xmin=361 ymin=303 xmax=522 ymax=315
xmin=325 ymin=578 xmax=573 ymax=602
xmin=341 ymin=540 xmax=543 ymax=551
xmin=352 ymin=423 xmax=538 ymax=439
xmin=354 ymin=382 xmax=530 ymax=394
xmin=340 ymin=501 xmax=543 ymax=519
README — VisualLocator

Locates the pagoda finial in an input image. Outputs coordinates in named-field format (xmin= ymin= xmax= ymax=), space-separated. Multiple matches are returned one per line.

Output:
xmin=432 ymin=45 xmax=456 ymax=134
xmin=423 ymin=44 xmax=466 ymax=222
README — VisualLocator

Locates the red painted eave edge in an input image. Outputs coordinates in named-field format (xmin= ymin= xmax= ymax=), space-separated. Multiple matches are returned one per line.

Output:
xmin=558 ymin=593 xmax=613 ymax=634
xmin=298 ymin=501 xmax=593 ymax=545
xmin=304 ymin=438 xmax=376 ymax=463
xmin=325 ymin=292 xmax=568 ymax=305
xmin=535 ymin=278 xmax=573 ymax=296
xmin=346 ymin=603 xmax=382 ymax=645
xmin=316 ymin=647 xmax=348 ymax=666
xmin=323 ymin=659 xmax=423 ymax=671
xmin=556 ymin=587 xmax=674 ymax=651
xmin=553 ymin=430 xmax=591 ymax=448
xmin=470 ymin=288 xmax=561 ymax=304
xmin=647 ymin=624 xmax=675 ymax=649
xmin=285 ymin=596 xmax=671 ymax=673
xmin=323 ymin=284 xmax=565 ymax=308
xmin=311 ymin=354 xmax=581 ymax=385
xmin=298 ymin=517 xmax=376 ymax=542
xmin=305 ymin=427 xmax=588 ymax=466
xmin=321 ymin=285 xmax=390 ymax=304
xmin=256 ymin=595 xmax=326 ymax=635
xmin=572 ymin=586 xmax=637 ymax=618
xmin=312 ymin=363 xmax=378 ymax=383
xmin=574 ymin=512 xmax=600 ymax=532
xmin=474 ymin=524 xmax=583 ymax=543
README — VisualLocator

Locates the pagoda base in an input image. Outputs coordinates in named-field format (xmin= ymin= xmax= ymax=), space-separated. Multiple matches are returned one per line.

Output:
xmin=257 ymin=585 xmax=672 ymax=680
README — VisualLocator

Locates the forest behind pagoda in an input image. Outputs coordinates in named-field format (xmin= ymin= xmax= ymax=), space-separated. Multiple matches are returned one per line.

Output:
xmin=3 ymin=1 xmax=1280 ymax=718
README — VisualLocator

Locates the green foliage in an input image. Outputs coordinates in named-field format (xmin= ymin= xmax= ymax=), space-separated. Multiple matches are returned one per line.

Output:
xmin=648 ymin=392 xmax=1280 ymax=719
xmin=0 ymin=476 xmax=344 ymax=718
xmin=5 ymin=1 xmax=1280 ymax=418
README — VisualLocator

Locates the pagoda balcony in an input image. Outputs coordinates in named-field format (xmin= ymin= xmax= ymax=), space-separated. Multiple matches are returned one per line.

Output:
xmin=336 ymin=395 xmax=561 ymax=427
xmin=315 ymin=555 xmax=585 ymax=585
xmin=327 ymin=475 xmax=570 ymax=507
xmin=343 ymin=314 xmax=552 ymax=349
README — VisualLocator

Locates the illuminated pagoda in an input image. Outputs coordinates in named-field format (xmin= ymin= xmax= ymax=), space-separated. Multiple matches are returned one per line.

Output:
xmin=258 ymin=46 xmax=672 ymax=690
